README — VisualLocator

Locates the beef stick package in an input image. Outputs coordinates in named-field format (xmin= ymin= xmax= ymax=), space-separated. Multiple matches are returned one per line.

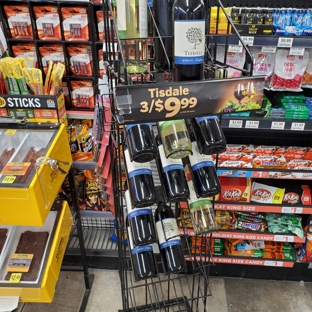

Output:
xmin=34 ymin=6 xmax=61 ymax=40
xmin=70 ymin=81 xmax=94 ymax=109
xmin=250 ymin=47 xmax=275 ymax=76
xmin=4 ymin=5 xmax=33 ymax=39
xmin=61 ymin=7 xmax=89 ymax=41
xmin=12 ymin=44 xmax=38 ymax=68
xmin=67 ymin=45 xmax=93 ymax=77
xmin=39 ymin=45 xmax=65 ymax=74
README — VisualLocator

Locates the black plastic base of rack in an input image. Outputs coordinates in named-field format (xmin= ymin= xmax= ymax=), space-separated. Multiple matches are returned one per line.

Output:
xmin=117 ymin=296 xmax=192 ymax=312
xmin=79 ymin=273 xmax=94 ymax=312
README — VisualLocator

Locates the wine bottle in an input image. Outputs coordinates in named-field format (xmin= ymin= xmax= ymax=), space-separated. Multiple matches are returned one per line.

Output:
xmin=125 ymin=190 xmax=157 ymax=246
xmin=125 ymin=123 xmax=157 ymax=162
xmin=128 ymin=226 xmax=158 ymax=280
xmin=193 ymin=116 xmax=226 ymax=155
xmin=187 ymin=180 xmax=218 ymax=234
xmin=158 ymin=120 xmax=192 ymax=159
xmin=153 ymin=0 xmax=174 ymax=72
xmin=125 ymin=0 xmax=149 ymax=38
xmin=156 ymin=135 xmax=189 ymax=201
xmin=154 ymin=187 xmax=186 ymax=273
xmin=173 ymin=0 xmax=206 ymax=81
xmin=188 ymin=135 xmax=221 ymax=198
xmin=124 ymin=146 xmax=157 ymax=207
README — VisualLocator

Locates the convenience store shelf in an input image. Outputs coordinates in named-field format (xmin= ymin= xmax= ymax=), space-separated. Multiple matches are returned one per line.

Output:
xmin=66 ymin=110 xmax=95 ymax=120
xmin=221 ymin=117 xmax=312 ymax=132
xmin=186 ymin=255 xmax=295 ymax=268
xmin=214 ymin=202 xmax=312 ymax=214
xmin=214 ymin=35 xmax=312 ymax=48
xmin=179 ymin=228 xmax=305 ymax=243
xmin=217 ymin=168 xmax=312 ymax=180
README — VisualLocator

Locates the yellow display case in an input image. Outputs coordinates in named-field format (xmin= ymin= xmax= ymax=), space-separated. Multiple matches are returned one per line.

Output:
xmin=0 ymin=123 xmax=72 ymax=226
xmin=0 ymin=200 xmax=73 ymax=303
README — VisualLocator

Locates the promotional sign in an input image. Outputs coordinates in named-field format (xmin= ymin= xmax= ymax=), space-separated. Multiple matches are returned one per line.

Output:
xmin=115 ymin=77 xmax=264 ymax=124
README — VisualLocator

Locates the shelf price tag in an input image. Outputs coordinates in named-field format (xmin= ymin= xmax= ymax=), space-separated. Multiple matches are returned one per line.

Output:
xmin=274 ymin=235 xmax=294 ymax=242
xmin=277 ymin=37 xmax=293 ymax=48
xmin=261 ymin=46 xmax=277 ymax=53
xmin=1 ymin=176 xmax=16 ymax=184
xmin=229 ymin=120 xmax=243 ymax=128
xmin=271 ymin=121 xmax=285 ymax=130
xmin=9 ymin=273 xmax=22 ymax=283
xmin=245 ymin=120 xmax=259 ymax=129
xmin=289 ymin=47 xmax=305 ymax=56
xmin=264 ymin=260 xmax=283 ymax=267
xmin=228 ymin=45 xmax=243 ymax=53
xmin=282 ymin=207 xmax=303 ymax=214
xmin=239 ymin=36 xmax=254 ymax=46
xmin=291 ymin=122 xmax=305 ymax=131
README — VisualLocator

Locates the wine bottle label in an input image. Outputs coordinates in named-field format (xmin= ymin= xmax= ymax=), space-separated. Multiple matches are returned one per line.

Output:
xmin=158 ymin=239 xmax=182 ymax=250
xmin=158 ymin=144 xmax=184 ymax=172
xmin=174 ymin=20 xmax=205 ymax=65
xmin=156 ymin=219 xmax=181 ymax=248
xmin=128 ymin=225 xmax=154 ymax=254
xmin=158 ymin=120 xmax=185 ymax=132
xmin=125 ymin=149 xmax=152 ymax=178
xmin=189 ymin=141 xmax=214 ymax=168
xmin=128 ymin=208 xmax=153 ymax=219
xmin=188 ymin=180 xmax=211 ymax=207
xmin=125 ymin=123 xmax=151 ymax=131
xmin=195 ymin=116 xmax=218 ymax=123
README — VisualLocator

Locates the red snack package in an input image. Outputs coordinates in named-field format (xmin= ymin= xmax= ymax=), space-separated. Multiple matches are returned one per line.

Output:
xmin=33 ymin=6 xmax=61 ymax=40
xmin=39 ymin=45 xmax=65 ymax=74
xmin=61 ymin=7 xmax=89 ymax=41
xmin=270 ymin=49 xmax=309 ymax=91
xmin=70 ymin=81 xmax=94 ymax=109
xmin=285 ymin=146 xmax=308 ymax=155
xmin=255 ymin=145 xmax=278 ymax=155
xmin=252 ymin=155 xmax=288 ymax=169
xmin=4 ymin=5 xmax=33 ymax=39
xmin=98 ymin=49 xmax=105 ymax=78
xmin=62 ymin=82 xmax=71 ymax=108
xmin=96 ymin=10 xmax=104 ymax=41
xmin=219 ymin=177 xmax=252 ymax=202
xmin=67 ymin=45 xmax=93 ymax=77
xmin=12 ymin=44 xmax=38 ymax=68
xmin=287 ymin=159 xmax=310 ymax=170
xmin=226 ymin=144 xmax=247 ymax=153
xmin=218 ymin=152 xmax=243 ymax=161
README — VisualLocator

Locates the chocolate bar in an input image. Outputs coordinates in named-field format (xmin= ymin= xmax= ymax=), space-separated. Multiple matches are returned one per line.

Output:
xmin=5 ymin=231 xmax=49 ymax=282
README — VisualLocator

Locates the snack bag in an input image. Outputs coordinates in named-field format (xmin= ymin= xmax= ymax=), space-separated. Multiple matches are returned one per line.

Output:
xmin=251 ymin=182 xmax=285 ymax=204
xmin=33 ymin=6 xmax=61 ymax=40
xmin=39 ymin=45 xmax=65 ymax=74
xmin=250 ymin=47 xmax=275 ymax=76
xmin=270 ymin=49 xmax=309 ymax=91
xmin=12 ymin=44 xmax=38 ymax=68
xmin=62 ymin=82 xmax=71 ymax=108
xmin=70 ymin=81 xmax=94 ymax=109
xmin=67 ymin=45 xmax=93 ymax=77
xmin=96 ymin=10 xmax=104 ymax=41
xmin=98 ymin=49 xmax=105 ymax=78
xmin=61 ymin=7 xmax=89 ymax=41
xmin=302 ymin=54 xmax=312 ymax=88
xmin=4 ymin=5 xmax=33 ymax=39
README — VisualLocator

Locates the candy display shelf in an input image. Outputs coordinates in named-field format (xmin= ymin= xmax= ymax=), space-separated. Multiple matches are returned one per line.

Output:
xmin=179 ymin=228 xmax=305 ymax=243
xmin=214 ymin=202 xmax=312 ymax=214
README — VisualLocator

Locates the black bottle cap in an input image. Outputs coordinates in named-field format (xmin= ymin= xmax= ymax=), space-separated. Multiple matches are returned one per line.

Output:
xmin=155 ymin=186 xmax=165 ymax=204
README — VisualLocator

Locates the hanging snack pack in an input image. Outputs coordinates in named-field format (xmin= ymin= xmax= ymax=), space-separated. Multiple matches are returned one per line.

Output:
xmin=12 ymin=44 xmax=38 ymax=68
xmin=61 ymin=7 xmax=89 ymax=41
xmin=39 ymin=45 xmax=65 ymax=74
xmin=98 ymin=49 xmax=105 ymax=77
xmin=62 ymin=82 xmax=71 ymax=108
xmin=70 ymin=81 xmax=95 ymax=109
xmin=33 ymin=6 xmax=62 ymax=40
xmin=4 ymin=5 xmax=33 ymax=39
xmin=302 ymin=54 xmax=312 ymax=88
xmin=96 ymin=10 xmax=104 ymax=41
xmin=67 ymin=45 xmax=93 ymax=77
xmin=250 ymin=47 xmax=275 ymax=76
xmin=270 ymin=49 xmax=309 ymax=91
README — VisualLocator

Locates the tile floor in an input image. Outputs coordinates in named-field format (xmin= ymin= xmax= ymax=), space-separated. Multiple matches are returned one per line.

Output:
xmin=20 ymin=269 xmax=312 ymax=312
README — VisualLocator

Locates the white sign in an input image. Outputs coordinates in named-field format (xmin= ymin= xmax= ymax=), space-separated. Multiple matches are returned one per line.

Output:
xmin=239 ymin=36 xmax=254 ymax=46
xmin=271 ymin=121 xmax=285 ymax=130
xmin=291 ymin=122 xmax=305 ymax=131
xmin=229 ymin=120 xmax=243 ymax=128
xmin=289 ymin=47 xmax=305 ymax=56
xmin=277 ymin=37 xmax=293 ymax=48
xmin=282 ymin=207 xmax=303 ymax=214
xmin=246 ymin=120 xmax=259 ymax=129
xmin=261 ymin=46 xmax=277 ymax=53
xmin=228 ymin=45 xmax=243 ymax=53
xmin=264 ymin=260 xmax=283 ymax=267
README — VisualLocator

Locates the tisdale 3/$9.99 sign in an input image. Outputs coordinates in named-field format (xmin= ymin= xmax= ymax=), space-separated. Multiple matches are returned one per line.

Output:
xmin=115 ymin=77 xmax=265 ymax=124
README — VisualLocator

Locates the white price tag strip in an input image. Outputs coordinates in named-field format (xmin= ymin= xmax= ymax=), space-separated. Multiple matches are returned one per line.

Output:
xmin=274 ymin=235 xmax=294 ymax=242
xmin=289 ymin=47 xmax=305 ymax=56
xmin=282 ymin=207 xmax=303 ymax=214
xmin=228 ymin=45 xmax=243 ymax=53
xmin=277 ymin=37 xmax=293 ymax=48
xmin=264 ymin=260 xmax=283 ymax=267
xmin=245 ymin=120 xmax=259 ymax=129
xmin=291 ymin=122 xmax=305 ymax=131
xmin=229 ymin=120 xmax=243 ymax=128
xmin=239 ymin=36 xmax=254 ymax=46
xmin=271 ymin=121 xmax=285 ymax=130
xmin=261 ymin=46 xmax=277 ymax=53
